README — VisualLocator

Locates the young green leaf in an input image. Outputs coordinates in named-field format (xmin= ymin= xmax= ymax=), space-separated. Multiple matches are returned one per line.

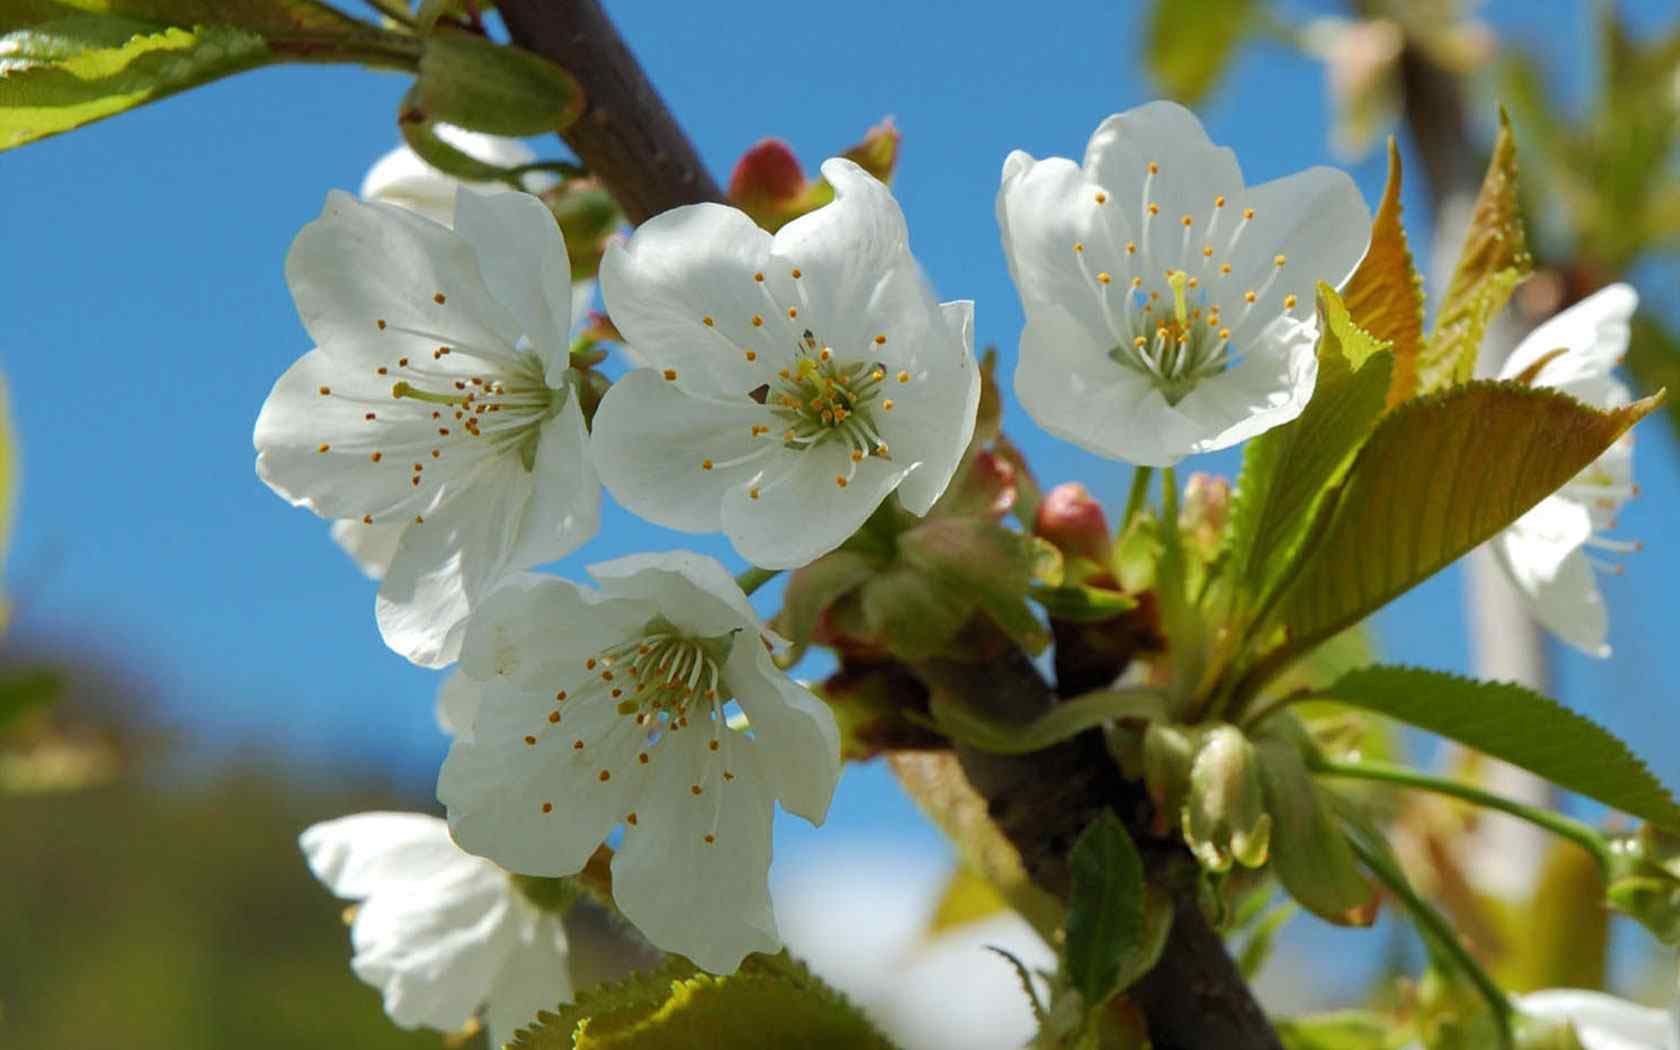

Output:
xmin=1254 ymin=719 xmax=1377 ymax=926
xmin=1318 ymin=666 xmax=1680 ymax=831
xmin=1262 ymin=382 xmax=1659 ymax=671
xmin=5 ymin=0 xmax=363 ymax=35
xmin=1416 ymin=110 xmax=1532 ymax=393
xmin=414 ymin=27 xmax=584 ymax=137
xmin=1064 ymin=810 xmax=1146 ymax=1007
xmin=1143 ymin=0 xmax=1255 ymax=104
xmin=0 ymin=15 xmax=269 ymax=149
xmin=1272 ymin=1010 xmax=1397 ymax=1050
xmin=1226 ymin=286 xmax=1393 ymax=608
xmin=509 ymin=952 xmax=899 ymax=1050
xmin=1340 ymin=139 xmax=1426 ymax=407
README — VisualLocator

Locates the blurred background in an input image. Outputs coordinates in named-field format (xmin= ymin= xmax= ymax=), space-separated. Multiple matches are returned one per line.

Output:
xmin=1 ymin=0 xmax=1677 ymax=1046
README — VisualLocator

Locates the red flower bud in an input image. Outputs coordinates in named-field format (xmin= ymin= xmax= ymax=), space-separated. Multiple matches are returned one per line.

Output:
xmin=728 ymin=138 xmax=807 ymax=208
xmin=1035 ymin=482 xmax=1111 ymax=566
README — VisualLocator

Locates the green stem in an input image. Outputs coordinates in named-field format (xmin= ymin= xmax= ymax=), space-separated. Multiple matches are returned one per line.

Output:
xmin=1121 ymin=465 xmax=1154 ymax=527
xmin=1346 ymin=833 xmax=1515 ymax=1049
xmin=735 ymin=566 xmax=781 ymax=597
xmin=359 ymin=0 xmax=418 ymax=27
xmin=1313 ymin=757 xmax=1611 ymax=866
xmin=504 ymin=160 xmax=590 ymax=182
xmin=268 ymin=31 xmax=425 ymax=72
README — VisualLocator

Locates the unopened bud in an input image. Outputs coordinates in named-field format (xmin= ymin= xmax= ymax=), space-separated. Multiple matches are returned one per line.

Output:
xmin=1184 ymin=724 xmax=1271 ymax=872
xmin=1035 ymin=483 xmax=1112 ymax=567
xmin=540 ymin=179 xmax=621 ymax=281
xmin=933 ymin=447 xmax=1016 ymax=519
xmin=1142 ymin=722 xmax=1198 ymax=836
xmin=728 ymin=138 xmax=807 ymax=210
xmin=841 ymin=117 xmax=901 ymax=182
xmin=1605 ymin=826 xmax=1680 ymax=945
xmin=1180 ymin=473 xmax=1231 ymax=552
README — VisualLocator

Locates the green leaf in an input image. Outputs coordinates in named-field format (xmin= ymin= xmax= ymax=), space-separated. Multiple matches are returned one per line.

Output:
xmin=1064 ymin=811 xmax=1146 ymax=1006
xmin=928 ymin=687 xmax=1166 ymax=756
xmin=1417 ymin=110 xmax=1532 ymax=393
xmin=1027 ymin=581 xmax=1137 ymax=623
xmin=774 ymin=550 xmax=877 ymax=649
xmin=1226 ymin=286 xmax=1393 ymax=608
xmin=414 ymin=26 xmax=583 ymax=137
xmin=1262 ymin=382 xmax=1659 ymax=672
xmin=1626 ymin=313 xmax=1680 ymax=446
xmin=1254 ymin=718 xmax=1377 ymax=926
xmin=510 ymin=952 xmax=898 ymax=1050
xmin=1319 ymin=666 xmax=1680 ymax=831
xmin=0 ymin=668 xmax=62 ymax=735
xmin=1143 ymin=0 xmax=1254 ymax=104
xmin=1340 ymin=139 xmax=1425 ymax=407
xmin=0 ymin=15 xmax=269 ymax=149
xmin=2 ymin=0 xmax=361 ymax=35
xmin=1274 ymin=1010 xmax=1398 ymax=1050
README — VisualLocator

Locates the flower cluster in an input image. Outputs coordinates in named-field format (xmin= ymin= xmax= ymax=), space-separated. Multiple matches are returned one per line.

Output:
xmin=262 ymin=102 xmax=1649 ymax=1042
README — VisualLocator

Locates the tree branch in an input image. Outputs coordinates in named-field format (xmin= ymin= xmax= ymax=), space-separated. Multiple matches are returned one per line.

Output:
xmin=492 ymin=6 xmax=1280 ymax=1043
xmin=916 ymin=641 xmax=1284 ymax=1050
xmin=496 ymin=0 xmax=722 ymax=224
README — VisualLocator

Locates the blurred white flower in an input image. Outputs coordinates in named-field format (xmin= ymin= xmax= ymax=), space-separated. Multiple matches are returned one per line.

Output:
xmin=437 ymin=551 xmax=841 ymax=973
xmin=361 ymin=124 xmax=550 ymax=227
xmin=255 ymin=189 xmax=598 ymax=668
xmin=997 ymin=100 xmax=1371 ymax=466
xmin=1518 ymin=989 xmax=1678 ymax=1050
xmin=591 ymin=158 xmax=979 ymax=570
xmin=1493 ymin=284 xmax=1641 ymax=657
xmin=301 ymin=811 xmax=573 ymax=1047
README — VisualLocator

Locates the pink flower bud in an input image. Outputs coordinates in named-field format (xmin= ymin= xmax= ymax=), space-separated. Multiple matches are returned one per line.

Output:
xmin=1035 ymin=482 xmax=1111 ymax=566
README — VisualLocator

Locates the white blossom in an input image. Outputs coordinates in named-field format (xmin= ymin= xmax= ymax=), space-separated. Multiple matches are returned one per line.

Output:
xmin=997 ymin=100 xmax=1371 ymax=466
xmin=301 ymin=811 xmax=573 ymax=1047
xmin=255 ymin=188 xmax=599 ymax=667
xmin=1494 ymin=284 xmax=1641 ymax=658
xmin=590 ymin=158 xmax=979 ymax=570
xmin=1515 ymin=989 xmax=1680 ymax=1050
xmin=361 ymin=124 xmax=551 ymax=227
xmin=437 ymin=551 xmax=841 ymax=973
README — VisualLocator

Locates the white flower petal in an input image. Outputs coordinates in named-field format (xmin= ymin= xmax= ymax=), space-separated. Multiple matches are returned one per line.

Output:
xmin=508 ymin=389 xmax=600 ymax=568
xmin=724 ymin=641 xmax=839 ymax=824
xmin=1496 ymin=497 xmax=1609 ymax=658
xmin=612 ymin=728 xmax=781 ymax=972
xmin=1174 ymin=314 xmax=1318 ymax=454
xmin=453 ymin=189 xmax=576 ymax=381
xmin=362 ymin=125 xmax=539 ymax=226
xmin=1082 ymin=102 xmax=1244 ymax=247
xmin=599 ymin=203 xmax=775 ymax=397
xmin=591 ymin=368 xmax=771 ymax=534
xmin=330 ymin=518 xmax=407 ymax=580
xmin=436 ymin=671 xmax=484 ymax=741
xmin=376 ymin=458 xmax=533 ymax=668
xmin=440 ymin=681 xmax=649 ymax=878
xmin=485 ymin=913 xmax=574 ymax=1049
xmin=587 ymin=549 xmax=769 ymax=641
xmin=459 ymin=574 xmax=653 ymax=688
xmin=887 ymin=299 xmax=982 ymax=514
xmin=1519 ymin=990 xmax=1677 ymax=1050
xmin=1223 ymin=166 xmax=1370 ymax=331
xmin=351 ymin=859 xmax=517 ymax=1031
xmin=1502 ymin=285 xmax=1638 ymax=397
xmin=719 ymin=439 xmax=906 ymax=569
xmin=300 ymin=812 xmax=464 ymax=898
xmin=995 ymin=153 xmax=1118 ymax=332
xmin=286 ymin=190 xmax=523 ymax=364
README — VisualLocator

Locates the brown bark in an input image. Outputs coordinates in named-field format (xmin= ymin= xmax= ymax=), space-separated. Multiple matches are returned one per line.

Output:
xmin=496 ymin=0 xmax=722 ymax=224
xmin=490 ymin=5 xmax=1280 ymax=1045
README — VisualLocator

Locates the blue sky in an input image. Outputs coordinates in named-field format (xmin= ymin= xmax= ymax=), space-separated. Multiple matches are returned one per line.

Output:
xmin=2 ymin=0 xmax=1677 ymax=992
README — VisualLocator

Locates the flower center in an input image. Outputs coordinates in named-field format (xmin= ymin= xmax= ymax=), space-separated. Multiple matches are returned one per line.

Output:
xmin=388 ymin=346 xmax=560 ymax=471
xmin=764 ymin=328 xmax=891 ymax=456
xmin=1068 ymin=164 xmax=1304 ymax=405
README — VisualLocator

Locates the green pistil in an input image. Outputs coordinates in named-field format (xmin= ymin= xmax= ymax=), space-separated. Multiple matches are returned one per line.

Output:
xmin=767 ymin=353 xmax=885 ymax=452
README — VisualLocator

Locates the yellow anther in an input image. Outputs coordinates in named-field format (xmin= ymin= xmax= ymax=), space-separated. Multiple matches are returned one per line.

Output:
xmin=1215 ymin=195 xmax=1226 ymax=207
xmin=1094 ymin=191 xmax=1108 ymax=204
xmin=702 ymin=316 xmax=715 ymax=326
xmin=1244 ymin=291 xmax=1257 ymax=304
xmin=874 ymin=334 xmax=887 ymax=346
xmin=751 ymin=314 xmax=764 ymax=327
xmin=791 ymin=267 xmax=802 ymax=278
xmin=744 ymin=350 xmax=757 ymax=361
xmin=1283 ymin=294 xmax=1298 ymax=310
xmin=1073 ymin=242 xmax=1084 ymax=253
xmin=317 ymin=443 xmax=330 ymax=453
xmin=1202 ymin=246 xmax=1214 ymax=257
xmin=749 ymin=487 xmax=760 ymax=500
xmin=1274 ymin=254 xmax=1287 ymax=267
xmin=433 ymin=292 xmax=446 ymax=304
xmin=850 ymin=450 xmax=863 ymax=462
xmin=1147 ymin=161 xmax=1159 ymax=174
xmin=1219 ymin=328 xmax=1231 ymax=340
xmin=882 ymin=399 xmax=894 ymax=411
xmin=753 ymin=271 xmax=765 ymax=282
xmin=897 ymin=370 xmax=911 ymax=383
xmin=1181 ymin=214 xmax=1193 ymax=227
xmin=1125 ymin=241 xmax=1137 ymax=254
xmin=1243 ymin=207 xmax=1255 ymax=220
xmin=1131 ymin=276 xmax=1143 ymax=289
xmin=1148 ymin=203 xmax=1159 ymax=215
xmin=1220 ymin=263 xmax=1232 ymax=274
xmin=1097 ymin=272 xmax=1112 ymax=285
xmin=870 ymin=369 xmax=885 ymax=381
xmin=318 ymin=386 xmax=331 ymax=396
xmin=835 ymin=475 xmax=848 ymax=488
xmin=370 ymin=451 xmax=382 ymax=463
xmin=787 ymin=307 xmax=798 ymax=319
xmin=701 ymin=459 xmax=714 ymax=470
xmin=1133 ymin=335 xmax=1147 ymax=348
xmin=663 ymin=368 xmax=678 ymax=381
xmin=819 ymin=347 xmax=832 ymax=361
